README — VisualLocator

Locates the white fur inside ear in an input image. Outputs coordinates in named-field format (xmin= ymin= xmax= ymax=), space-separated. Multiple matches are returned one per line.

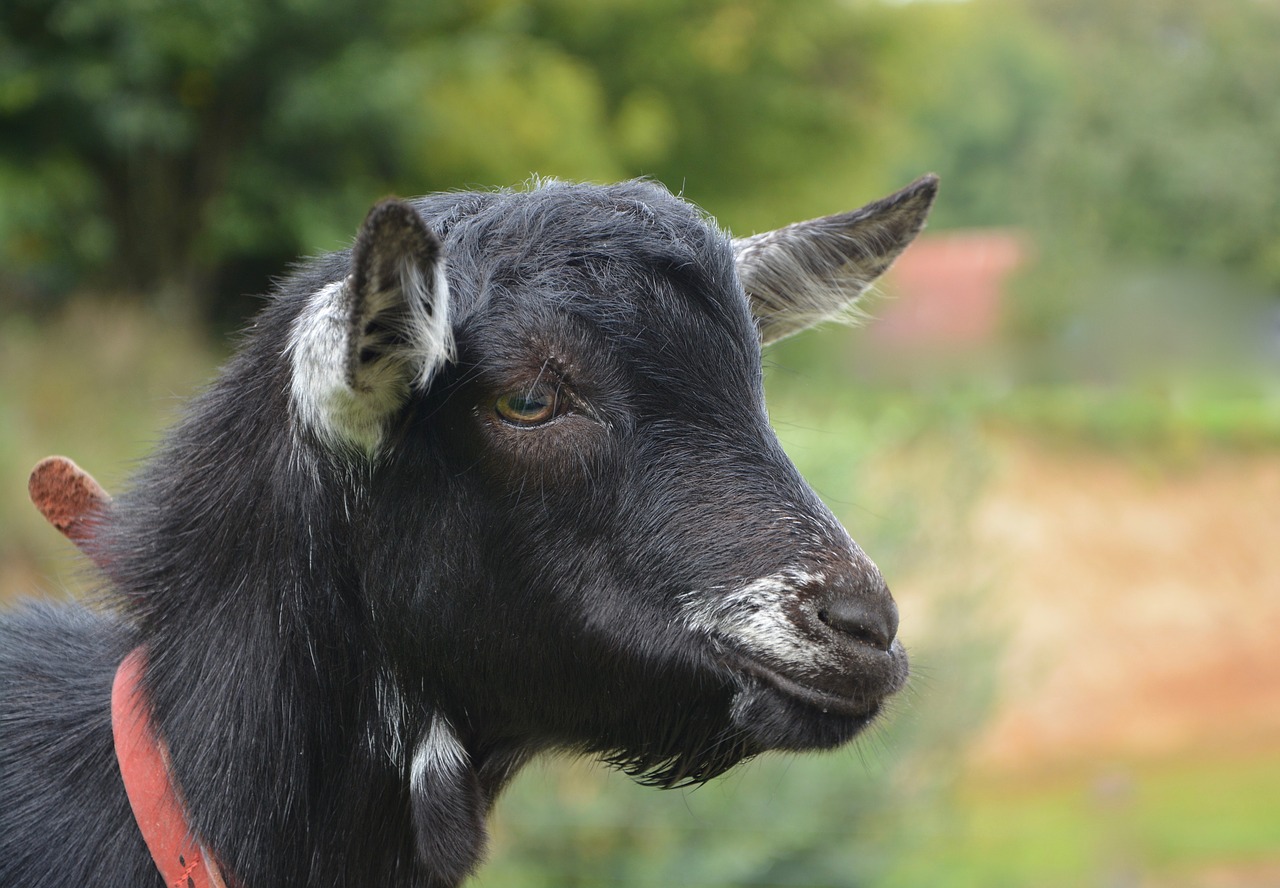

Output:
xmin=734 ymin=230 xmax=883 ymax=343
xmin=736 ymin=175 xmax=938 ymax=345
xmin=289 ymin=256 xmax=455 ymax=456
xmin=400 ymin=254 xmax=455 ymax=390
xmin=290 ymin=279 xmax=400 ymax=455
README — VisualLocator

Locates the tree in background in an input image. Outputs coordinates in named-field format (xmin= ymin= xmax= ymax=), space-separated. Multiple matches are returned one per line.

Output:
xmin=870 ymin=0 xmax=1280 ymax=382
xmin=2 ymin=0 xmax=1275 ymax=351
xmin=2 ymin=0 xmax=397 ymax=310
xmin=1028 ymin=0 xmax=1280 ymax=290
xmin=1 ymin=0 xmax=911 ymax=324
xmin=7 ymin=0 xmax=1277 ymax=323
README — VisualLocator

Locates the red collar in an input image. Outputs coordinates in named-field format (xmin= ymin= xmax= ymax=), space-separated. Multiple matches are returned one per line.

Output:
xmin=112 ymin=648 xmax=232 ymax=888
xmin=31 ymin=460 xmax=233 ymax=886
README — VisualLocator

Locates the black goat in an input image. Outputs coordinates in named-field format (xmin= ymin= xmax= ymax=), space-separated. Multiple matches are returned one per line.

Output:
xmin=0 ymin=176 xmax=936 ymax=888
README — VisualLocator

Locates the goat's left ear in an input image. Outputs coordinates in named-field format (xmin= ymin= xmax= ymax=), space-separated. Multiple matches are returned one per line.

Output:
xmin=735 ymin=174 xmax=939 ymax=345
xmin=290 ymin=198 xmax=455 ymax=455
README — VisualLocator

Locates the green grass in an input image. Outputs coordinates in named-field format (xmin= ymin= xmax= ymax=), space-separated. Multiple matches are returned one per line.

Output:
xmin=879 ymin=754 xmax=1280 ymax=888
xmin=985 ymin=382 xmax=1280 ymax=455
xmin=480 ymin=745 xmax=1280 ymax=887
xmin=771 ymin=372 xmax=1280 ymax=459
xmin=1136 ymin=755 xmax=1280 ymax=868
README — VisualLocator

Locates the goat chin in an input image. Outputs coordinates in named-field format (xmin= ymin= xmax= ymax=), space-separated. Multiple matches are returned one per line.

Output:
xmin=724 ymin=648 xmax=909 ymax=752
xmin=735 ymin=686 xmax=886 ymax=752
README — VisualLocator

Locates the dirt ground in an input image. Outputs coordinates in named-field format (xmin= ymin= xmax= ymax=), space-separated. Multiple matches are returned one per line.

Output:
xmin=958 ymin=437 xmax=1280 ymax=771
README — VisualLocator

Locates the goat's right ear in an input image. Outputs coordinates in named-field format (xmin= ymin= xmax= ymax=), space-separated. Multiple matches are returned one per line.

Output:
xmin=290 ymin=198 xmax=455 ymax=456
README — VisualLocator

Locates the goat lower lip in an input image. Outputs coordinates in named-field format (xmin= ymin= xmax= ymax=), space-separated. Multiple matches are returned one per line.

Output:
xmin=723 ymin=651 xmax=897 ymax=717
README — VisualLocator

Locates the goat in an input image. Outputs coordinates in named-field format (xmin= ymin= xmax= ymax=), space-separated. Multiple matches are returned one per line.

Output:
xmin=0 ymin=175 xmax=937 ymax=888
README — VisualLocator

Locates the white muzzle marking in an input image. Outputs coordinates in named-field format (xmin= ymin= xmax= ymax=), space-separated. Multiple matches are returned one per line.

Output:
xmin=682 ymin=568 xmax=836 ymax=673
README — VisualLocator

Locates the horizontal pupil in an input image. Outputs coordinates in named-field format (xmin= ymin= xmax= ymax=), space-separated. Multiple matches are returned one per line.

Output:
xmin=496 ymin=389 xmax=558 ymax=424
xmin=510 ymin=396 xmax=546 ymax=413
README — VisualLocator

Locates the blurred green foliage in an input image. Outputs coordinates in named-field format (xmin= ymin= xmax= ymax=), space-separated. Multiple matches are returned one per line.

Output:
xmin=0 ymin=301 xmax=219 ymax=594
xmin=1 ymin=0 xmax=907 ymax=320
xmin=4 ymin=0 xmax=1279 ymax=330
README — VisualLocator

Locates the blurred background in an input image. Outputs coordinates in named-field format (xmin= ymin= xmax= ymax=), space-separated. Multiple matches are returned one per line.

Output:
xmin=2 ymin=0 xmax=1278 ymax=884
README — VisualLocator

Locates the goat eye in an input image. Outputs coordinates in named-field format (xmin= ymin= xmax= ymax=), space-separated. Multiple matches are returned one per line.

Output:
xmin=494 ymin=388 xmax=559 ymax=426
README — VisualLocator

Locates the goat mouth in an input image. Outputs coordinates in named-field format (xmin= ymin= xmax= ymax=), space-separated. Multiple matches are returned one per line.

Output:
xmin=721 ymin=644 xmax=908 ymax=719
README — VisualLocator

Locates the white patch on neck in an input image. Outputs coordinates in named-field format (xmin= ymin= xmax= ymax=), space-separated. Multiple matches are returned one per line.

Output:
xmin=682 ymin=568 xmax=836 ymax=672
xmin=410 ymin=714 xmax=468 ymax=794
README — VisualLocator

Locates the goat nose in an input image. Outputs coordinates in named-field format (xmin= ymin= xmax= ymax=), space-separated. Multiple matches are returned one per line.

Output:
xmin=817 ymin=579 xmax=899 ymax=652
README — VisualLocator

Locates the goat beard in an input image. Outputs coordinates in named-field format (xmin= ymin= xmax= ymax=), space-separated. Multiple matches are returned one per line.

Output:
xmin=598 ymin=721 xmax=758 ymax=789
xmin=597 ymin=673 xmax=885 ymax=790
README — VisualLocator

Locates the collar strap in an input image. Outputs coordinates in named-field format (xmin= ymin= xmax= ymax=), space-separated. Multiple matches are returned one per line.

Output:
xmin=29 ymin=461 xmax=232 ymax=886
xmin=112 ymin=648 xmax=232 ymax=888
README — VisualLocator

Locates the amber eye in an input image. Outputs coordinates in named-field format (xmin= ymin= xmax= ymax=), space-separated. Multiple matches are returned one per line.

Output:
xmin=494 ymin=387 xmax=559 ymax=426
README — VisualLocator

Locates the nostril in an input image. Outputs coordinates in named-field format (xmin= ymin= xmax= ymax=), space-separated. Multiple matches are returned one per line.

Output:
xmin=817 ymin=596 xmax=898 ymax=652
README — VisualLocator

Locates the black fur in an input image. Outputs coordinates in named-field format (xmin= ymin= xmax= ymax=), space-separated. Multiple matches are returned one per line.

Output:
xmin=1 ymin=180 xmax=918 ymax=888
